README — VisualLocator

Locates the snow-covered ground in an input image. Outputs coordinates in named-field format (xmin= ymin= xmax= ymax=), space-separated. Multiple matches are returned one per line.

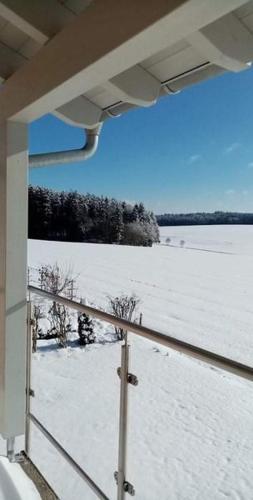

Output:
xmin=25 ymin=226 xmax=253 ymax=499
xmin=0 ymin=458 xmax=40 ymax=500
xmin=159 ymin=224 xmax=253 ymax=255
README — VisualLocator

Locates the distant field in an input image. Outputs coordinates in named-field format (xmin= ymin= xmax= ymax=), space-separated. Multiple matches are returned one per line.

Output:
xmin=27 ymin=226 xmax=253 ymax=500
xmin=29 ymin=225 xmax=253 ymax=363
xmin=159 ymin=224 xmax=253 ymax=254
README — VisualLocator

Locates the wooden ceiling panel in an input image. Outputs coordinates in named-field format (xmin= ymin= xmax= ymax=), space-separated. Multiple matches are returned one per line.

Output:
xmin=0 ymin=40 xmax=24 ymax=79
xmin=0 ymin=21 xmax=28 ymax=50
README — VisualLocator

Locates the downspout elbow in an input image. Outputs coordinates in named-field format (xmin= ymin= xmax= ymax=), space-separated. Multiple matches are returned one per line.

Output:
xmin=29 ymin=123 xmax=103 ymax=168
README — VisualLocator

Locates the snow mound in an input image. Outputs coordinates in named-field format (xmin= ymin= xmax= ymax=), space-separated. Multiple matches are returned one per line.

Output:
xmin=0 ymin=458 xmax=40 ymax=500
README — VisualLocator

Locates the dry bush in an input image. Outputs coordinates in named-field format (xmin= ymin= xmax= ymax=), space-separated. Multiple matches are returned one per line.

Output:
xmin=37 ymin=263 xmax=77 ymax=347
xmin=48 ymin=303 xmax=71 ymax=348
xmin=38 ymin=263 xmax=76 ymax=297
xmin=108 ymin=294 xmax=140 ymax=341
xmin=32 ymin=305 xmax=43 ymax=353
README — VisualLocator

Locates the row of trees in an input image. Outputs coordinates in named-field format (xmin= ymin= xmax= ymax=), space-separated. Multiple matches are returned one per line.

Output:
xmin=29 ymin=186 xmax=159 ymax=246
xmin=156 ymin=211 xmax=253 ymax=226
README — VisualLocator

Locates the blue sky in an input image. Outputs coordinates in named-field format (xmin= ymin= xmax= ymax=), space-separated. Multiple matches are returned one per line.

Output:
xmin=29 ymin=66 xmax=253 ymax=214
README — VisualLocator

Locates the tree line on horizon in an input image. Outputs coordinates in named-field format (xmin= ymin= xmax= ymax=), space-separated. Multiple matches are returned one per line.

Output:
xmin=29 ymin=186 xmax=160 ymax=246
xmin=156 ymin=211 xmax=253 ymax=226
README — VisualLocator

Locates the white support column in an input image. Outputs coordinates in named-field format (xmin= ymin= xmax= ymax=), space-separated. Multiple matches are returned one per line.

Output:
xmin=0 ymin=120 xmax=28 ymax=439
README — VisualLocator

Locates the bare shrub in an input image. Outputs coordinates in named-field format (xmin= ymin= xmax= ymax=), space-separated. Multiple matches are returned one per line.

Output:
xmin=108 ymin=294 xmax=140 ymax=341
xmin=38 ymin=263 xmax=75 ymax=296
xmin=32 ymin=305 xmax=44 ymax=353
xmin=48 ymin=303 xmax=71 ymax=348
xmin=37 ymin=263 xmax=77 ymax=347
xmin=166 ymin=237 xmax=171 ymax=245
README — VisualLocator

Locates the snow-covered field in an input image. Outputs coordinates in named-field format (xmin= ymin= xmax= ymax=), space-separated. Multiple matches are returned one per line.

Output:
xmin=26 ymin=226 xmax=253 ymax=499
xmin=0 ymin=458 xmax=40 ymax=500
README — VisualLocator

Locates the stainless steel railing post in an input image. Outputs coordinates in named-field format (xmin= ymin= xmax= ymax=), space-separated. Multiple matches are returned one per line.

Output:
xmin=25 ymin=300 xmax=33 ymax=456
xmin=117 ymin=335 xmax=129 ymax=500
xmin=7 ymin=436 xmax=15 ymax=462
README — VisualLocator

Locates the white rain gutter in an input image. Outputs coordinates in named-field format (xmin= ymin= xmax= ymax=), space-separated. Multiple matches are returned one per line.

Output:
xmin=29 ymin=124 xmax=102 ymax=168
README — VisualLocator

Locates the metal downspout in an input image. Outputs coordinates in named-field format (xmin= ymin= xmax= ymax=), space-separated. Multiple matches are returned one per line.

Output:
xmin=29 ymin=123 xmax=102 ymax=168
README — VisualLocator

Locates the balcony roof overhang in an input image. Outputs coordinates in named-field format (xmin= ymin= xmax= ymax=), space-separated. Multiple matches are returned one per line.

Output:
xmin=0 ymin=0 xmax=253 ymax=127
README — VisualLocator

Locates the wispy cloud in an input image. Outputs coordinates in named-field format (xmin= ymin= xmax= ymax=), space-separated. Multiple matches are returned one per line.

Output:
xmin=224 ymin=142 xmax=240 ymax=154
xmin=187 ymin=154 xmax=201 ymax=164
xmin=248 ymin=162 xmax=253 ymax=168
xmin=225 ymin=189 xmax=236 ymax=195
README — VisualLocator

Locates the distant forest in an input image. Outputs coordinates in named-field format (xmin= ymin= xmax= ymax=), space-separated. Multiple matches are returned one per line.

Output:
xmin=29 ymin=186 xmax=160 ymax=246
xmin=156 ymin=212 xmax=253 ymax=226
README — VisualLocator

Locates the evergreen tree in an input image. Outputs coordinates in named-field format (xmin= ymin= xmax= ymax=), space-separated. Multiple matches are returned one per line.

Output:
xmin=28 ymin=186 xmax=160 ymax=247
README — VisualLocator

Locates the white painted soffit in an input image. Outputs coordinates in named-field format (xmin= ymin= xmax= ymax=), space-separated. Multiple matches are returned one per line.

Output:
xmin=0 ymin=0 xmax=253 ymax=125
xmin=55 ymin=1 xmax=253 ymax=128
xmin=187 ymin=12 xmax=253 ymax=72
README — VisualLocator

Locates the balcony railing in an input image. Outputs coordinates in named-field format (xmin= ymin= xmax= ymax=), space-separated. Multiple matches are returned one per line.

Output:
xmin=26 ymin=285 xmax=253 ymax=499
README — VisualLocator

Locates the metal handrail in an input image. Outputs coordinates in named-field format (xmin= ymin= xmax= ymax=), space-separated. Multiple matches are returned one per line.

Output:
xmin=28 ymin=285 xmax=253 ymax=382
